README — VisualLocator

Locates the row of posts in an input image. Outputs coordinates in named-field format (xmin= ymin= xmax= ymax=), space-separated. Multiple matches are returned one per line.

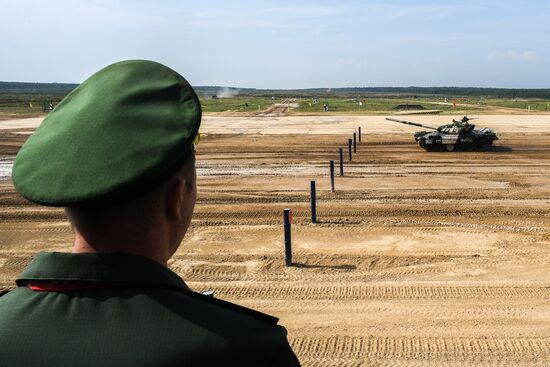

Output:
xmin=283 ymin=126 xmax=362 ymax=266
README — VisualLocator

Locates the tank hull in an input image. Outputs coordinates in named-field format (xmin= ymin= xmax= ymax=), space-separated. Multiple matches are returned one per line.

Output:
xmin=414 ymin=130 xmax=498 ymax=152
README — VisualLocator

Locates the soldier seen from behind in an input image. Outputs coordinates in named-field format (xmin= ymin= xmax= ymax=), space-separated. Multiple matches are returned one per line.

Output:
xmin=0 ymin=60 xmax=300 ymax=367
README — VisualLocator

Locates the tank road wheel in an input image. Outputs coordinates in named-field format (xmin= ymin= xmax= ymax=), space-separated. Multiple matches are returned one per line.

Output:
xmin=445 ymin=144 xmax=455 ymax=152
xmin=423 ymin=143 xmax=438 ymax=152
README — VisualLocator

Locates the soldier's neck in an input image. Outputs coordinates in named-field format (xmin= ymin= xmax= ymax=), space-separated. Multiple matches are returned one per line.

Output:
xmin=71 ymin=229 xmax=171 ymax=266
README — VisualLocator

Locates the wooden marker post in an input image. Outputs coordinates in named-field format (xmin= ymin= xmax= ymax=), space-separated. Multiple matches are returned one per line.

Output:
xmin=329 ymin=160 xmax=335 ymax=192
xmin=353 ymin=132 xmax=357 ymax=153
xmin=348 ymin=139 xmax=352 ymax=161
xmin=283 ymin=209 xmax=292 ymax=266
xmin=358 ymin=126 xmax=362 ymax=143
xmin=310 ymin=180 xmax=317 ymax=224
xmin=339 ymin=148 xmax=344 ymax=177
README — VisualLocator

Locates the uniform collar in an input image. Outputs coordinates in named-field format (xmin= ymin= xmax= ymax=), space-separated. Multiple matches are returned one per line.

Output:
xmin=16 ymin=252 xmax=189 ymax=290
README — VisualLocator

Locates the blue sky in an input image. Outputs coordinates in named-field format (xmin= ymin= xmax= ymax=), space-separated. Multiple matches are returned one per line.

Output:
xmin=1 ymin=0 xmax=549 ymax=88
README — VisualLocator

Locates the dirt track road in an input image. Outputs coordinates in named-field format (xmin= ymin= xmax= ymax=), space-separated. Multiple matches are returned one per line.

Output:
xmin=1 ymin=115 xmax=550 ymax=366
xmin=3 ymin=114 xmax=550 ymax=133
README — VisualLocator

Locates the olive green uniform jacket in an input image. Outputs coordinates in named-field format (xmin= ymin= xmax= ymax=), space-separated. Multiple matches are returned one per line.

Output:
xmin=0 ymin=252 xmax=300 ymax=366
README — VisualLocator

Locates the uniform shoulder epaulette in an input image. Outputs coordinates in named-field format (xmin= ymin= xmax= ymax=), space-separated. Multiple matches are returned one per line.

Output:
xmin=179 ymin=288 xmax=279 ymax=325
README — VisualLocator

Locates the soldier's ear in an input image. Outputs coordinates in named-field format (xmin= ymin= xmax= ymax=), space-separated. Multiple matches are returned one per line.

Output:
xmin=165 ymin=177 xmax=186 ymax=221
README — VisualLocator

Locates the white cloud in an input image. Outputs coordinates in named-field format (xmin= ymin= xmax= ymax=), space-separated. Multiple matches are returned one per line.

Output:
xmin=523 ymin=51 xmax=538 ymax=62
xmin=487 ymin=50 xmax=538 ymax=63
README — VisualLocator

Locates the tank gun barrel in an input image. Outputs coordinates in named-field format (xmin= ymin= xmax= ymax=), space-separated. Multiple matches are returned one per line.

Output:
xmin=385 ymin=118 xmax=438 ymax=130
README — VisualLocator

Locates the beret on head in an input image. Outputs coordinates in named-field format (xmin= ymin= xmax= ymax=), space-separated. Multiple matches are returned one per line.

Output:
xmin=12 ymin=60 xmax=201 ymax=207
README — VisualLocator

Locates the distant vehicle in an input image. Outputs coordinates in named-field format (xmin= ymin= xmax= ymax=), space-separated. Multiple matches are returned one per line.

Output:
xmin=385 ymin=116 xmax=498 ymax=151
xmin=42 ymin=101 xmax=54 ymax=112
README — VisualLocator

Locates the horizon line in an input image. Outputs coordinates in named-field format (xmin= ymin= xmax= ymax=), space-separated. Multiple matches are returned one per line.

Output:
xmin=1 ymin=81 xmax=550 ymax=91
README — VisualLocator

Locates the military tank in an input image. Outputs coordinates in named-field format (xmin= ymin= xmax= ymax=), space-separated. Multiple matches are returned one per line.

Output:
xmin=385 ymin=116 xmax=498 ymax=151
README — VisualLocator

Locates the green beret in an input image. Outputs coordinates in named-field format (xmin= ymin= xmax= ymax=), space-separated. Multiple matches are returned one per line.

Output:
xmin=12 ymin=60 xmax=201 ymax=207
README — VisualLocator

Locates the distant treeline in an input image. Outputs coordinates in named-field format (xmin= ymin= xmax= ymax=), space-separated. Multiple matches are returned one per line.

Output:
xmin=0 ymin=82 xmax=78 ymax=94
xmin=2 ymin=82 xmax=550 ymax=99
xmin=196 ymin=86 xmax=550 ymax=99
xmin=324 ymin=87 xmax=550 ymax=99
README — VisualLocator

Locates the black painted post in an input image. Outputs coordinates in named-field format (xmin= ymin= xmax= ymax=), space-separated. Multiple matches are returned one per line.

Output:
xmin=283 ymin=209 xmax=292 ymax=266
xmin=348 ymin=139 xmax=352 ymax=161
xmin=310 ymin=180 xmax=317 ymax=223
xmin=329 ymin=160 xmax=335 ymax=192
xmin=353 ymin=132 xmax=357 ymax=153
xmin=339 ymin=148 xmax=344 ymax=177
xmin=358 ymin=126 xmax=362 ymax=143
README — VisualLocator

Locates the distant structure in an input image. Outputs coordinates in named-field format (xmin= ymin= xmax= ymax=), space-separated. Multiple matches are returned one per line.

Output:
xmin=42 ymin=101 xmax=54 ymax=112
xmin=392 ymin=104 xmax=426 ymax=111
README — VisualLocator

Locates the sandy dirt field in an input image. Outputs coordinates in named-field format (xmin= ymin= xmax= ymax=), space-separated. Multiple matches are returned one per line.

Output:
xmin=1 ymin=114 xmax=550 ymax=366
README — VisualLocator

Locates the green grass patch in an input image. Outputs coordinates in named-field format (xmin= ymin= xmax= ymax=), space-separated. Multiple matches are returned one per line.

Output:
xmin=199 ymin=96 xmax=280 ymax=113
xmin=0 ymin=93 xmax=65 ymax=119
xmin=481 ymin=99 xmax=550 ymax=112
xmin=2 ymin=93 xmax=549 ymax=118
xmin=295 ymin=97 xmax=480 ymax=114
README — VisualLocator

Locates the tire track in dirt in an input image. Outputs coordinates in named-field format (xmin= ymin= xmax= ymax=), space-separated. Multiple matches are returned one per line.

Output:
xmin=189 ymin=210 xmax=549 ymax=233
xmin=190 ymin=284 xmax=550 ymax=300
xmin=0 ymin=256 xmax=32 ymax=274
xmin=189 ymin=219 xmax=547 ymax=235
xmin=191 ymin=209 xmax=550 ymax=220
xmin=297 ymin=356 xmax=549 ymax=367
xmin=290 ymin=336 xmax=550 ymax=362
xmin=168 ymin=252 xmax=472 ymax=282
xmin=0 ymin=225 xmax=72 ymax=233
xmin=195 ymin=192 xmax=550 ymax=203
xmin=171 ymin=261 xmax=461 ymax=282
xmin=174 ymin=254 xmax=550 ymax=282
xmin=168 ymin=248 xmax=549 ymax=283
xmin=238 ymin=300 xmax=532 ymax=319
